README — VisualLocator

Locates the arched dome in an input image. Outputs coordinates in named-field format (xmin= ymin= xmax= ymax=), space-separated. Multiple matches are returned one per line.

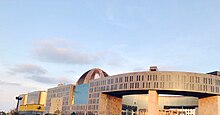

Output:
xmin=77 ymin=68 xmax=109 ymax=85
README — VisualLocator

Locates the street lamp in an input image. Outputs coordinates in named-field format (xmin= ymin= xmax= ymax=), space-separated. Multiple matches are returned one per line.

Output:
xmin=15 ymin=96 xmax=23 ymax=114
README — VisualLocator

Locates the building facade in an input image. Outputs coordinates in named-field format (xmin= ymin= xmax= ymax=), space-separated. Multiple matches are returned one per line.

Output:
xmin=44 ymin=84 xmax=75 ymax=115
xmin=18 ymin=91 xmax=47 ymax=115
xmin=76 ymin=67 xmax=220 ymax=115
xmin=17 ymin=67 xmax=220 ymax=115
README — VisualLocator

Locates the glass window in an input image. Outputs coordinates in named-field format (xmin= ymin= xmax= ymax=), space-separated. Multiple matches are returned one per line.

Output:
xmin=130 ymin=83 xmax=134 ymax=88
xmin=124 ymin=83 xmax=127 ymax=89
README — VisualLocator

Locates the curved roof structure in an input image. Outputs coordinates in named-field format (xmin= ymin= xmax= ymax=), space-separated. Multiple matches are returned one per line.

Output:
xmin=77 ymin=68 xmax=109 ymax=85
xmin=89 ymin=71 xmax=220 ymax=97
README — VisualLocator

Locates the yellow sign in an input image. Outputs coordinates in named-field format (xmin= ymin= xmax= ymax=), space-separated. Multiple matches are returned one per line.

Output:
xmin=19 ymin=104 xmax=44 ymax=112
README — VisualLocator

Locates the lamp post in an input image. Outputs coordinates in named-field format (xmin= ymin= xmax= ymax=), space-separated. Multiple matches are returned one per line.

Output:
xmin=15 ymin=96 xmax=23 ymax=114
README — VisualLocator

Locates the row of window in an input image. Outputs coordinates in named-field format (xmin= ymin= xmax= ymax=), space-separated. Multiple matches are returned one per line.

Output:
xmin=203 ymin=78 xmax=213 ymax=84
xmin=88 ymin=105 xmax=99 ymax=110
xmin=91 ymin=74 xmax=220 ymax=88
xmin=47 ymin=87 xmax=71 ymax=93
xmin=89 ymin=93 xmax=100 ymax=98
xmin=90 ymin=74 xmax=173 ymax=87
xmin=62 ymin=106 xmax=70 ymax=111
xmin=89 ymin=81 xmax=220 ymax=94
xmin=183 ymin=83 xmax=220 ymax=93
xmin=45 ymin=101 xmax=69 ymax=107
xmin=46 ymin=92 xmax=70 ymax=98
xmin=89 ymin=82 xmax=166 ymax=93
xmin=72 ymin=105 xmax=87 ymax=110
xmin=88 ymin=99 xmax=99 ymax=104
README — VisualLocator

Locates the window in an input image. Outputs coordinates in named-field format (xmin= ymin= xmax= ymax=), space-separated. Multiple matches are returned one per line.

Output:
xmin=216 ymin=87 xmax=219 ymax=93
xmin=147 ymin=75 xmax=150 ymax=81
xmin=208 ymin=78 xmax=212 ymax=84
xmin=111 ymin=79 xmax=114 ymax=84
xmin=124 ymin=83 xmax=127 ymax=89
xmin=119 ymin=77 xmax=123 ymax=83
xmin=146 ymin=82 xmax=150 ymax=88
xmin=130 ymin=83 xmax=134 ymax=88
xmin=125 ymin=76 xmax=129 ymax=82
xmin=114 ymin=84 xmax=117 ymax=90
xmin=111 ymin=85 xmax=114 ymax=90
xmin=195 ymin=77 xmax=200 ymax=83
xmin=160 ymin=82 xmax=164 ymax=88
xmin=115 ymin=78 xmax=118 ymax=83
xmin=135 ymin=83 xmax=139 ymax=88
xmin=106 ymin=86 xmax=109 ymax=90
xmin=136 ymin=75 xmax=140 ymax=81
xmin=203 ymin=78 xmax=207 ymax=84
xmin=211 ymin=86 xmax=215 ymax=92
xmin=142 ymin=82 xmax=145 ymax=88
xmin=130 ymin=76 xmax=134 ymax=81
xmin=107 ymin=79 xmax=110 ymax=84
xmin=119 ymin=84 xmax=123 ymax=89
xmin=154 ymin=82 xmax=158 ymax=88
xmin=142 ymin=75 xmax=144 ymax=81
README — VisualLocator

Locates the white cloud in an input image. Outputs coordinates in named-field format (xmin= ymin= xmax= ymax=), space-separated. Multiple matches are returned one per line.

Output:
xmin=33 ymin=39 xmax=102 ymax=65
xmin=10 ymin=64 xmax=47 ymax=75
xmin=0 ymin=80 xmax=21 ymax=86
xmin=8 ymin=63 xmax=71 ymax=84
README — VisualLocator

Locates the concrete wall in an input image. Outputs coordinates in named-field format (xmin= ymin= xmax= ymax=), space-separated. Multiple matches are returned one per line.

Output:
xmin=198 ymin=96 xmax=220 ymax=115
xmin=99 ymin=94 xmax=122 ymax=115
xmin=148 ymin=90 xmax=159 ymax=115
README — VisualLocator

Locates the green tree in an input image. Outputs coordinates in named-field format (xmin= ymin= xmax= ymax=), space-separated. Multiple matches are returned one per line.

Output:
xmin=0 ymin=111 xmax=6 ymax=115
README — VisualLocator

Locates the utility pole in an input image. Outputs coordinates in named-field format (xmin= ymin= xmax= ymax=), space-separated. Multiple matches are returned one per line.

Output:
xmin=15 ymin=96 xmax=23 ymax=114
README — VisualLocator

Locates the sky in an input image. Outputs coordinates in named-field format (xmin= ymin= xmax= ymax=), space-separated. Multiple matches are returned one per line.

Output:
xmin=1 ymin=0 xmax=220 ymax=112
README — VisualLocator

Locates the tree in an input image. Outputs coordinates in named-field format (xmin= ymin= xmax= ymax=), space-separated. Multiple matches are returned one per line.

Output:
xmin=0 ymin=111 xmax=6 ymax=115
xmin=55 ymin=109 xmax=61 ymax=115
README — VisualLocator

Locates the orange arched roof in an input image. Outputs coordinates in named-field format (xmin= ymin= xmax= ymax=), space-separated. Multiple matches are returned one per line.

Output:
xmin=76 ymin=68 xmax=108 ymax=85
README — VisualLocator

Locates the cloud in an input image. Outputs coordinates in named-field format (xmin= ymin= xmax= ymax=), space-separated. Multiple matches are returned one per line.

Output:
xmin=27 ymin=75 xmax=57 ymax=84
xmin=32 ymin=39 xmax=128 ymax=67
xmin=10 ymin=64 xmax=47 ymax=75
xmin=0 ymin=80 xmax=21 ymax=86
xmin=33 ymin=39 xmax=102 ymax=65
xmin=8 ymin=64 xmax=66 ymax=84
xmin=26 ymin=75 xmax=72 ymax=84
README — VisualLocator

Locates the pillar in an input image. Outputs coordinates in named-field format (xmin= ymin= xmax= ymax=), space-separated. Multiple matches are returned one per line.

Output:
xmin=198 ymin=96 xmax=220 ymax=115
xmin=99 ymin=93 xmax=122 ymax=115
xmin=147 ymin=90 xmax=159 ymax=115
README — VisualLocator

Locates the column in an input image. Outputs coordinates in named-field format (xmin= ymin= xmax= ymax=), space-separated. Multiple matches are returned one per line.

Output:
xmin=99 ymin=93 xmax=122 ymax=115
xmin=198 ymin=96 xmax=220 ymax=115
xmin=147 ymin=90 xmax=159 ymax=115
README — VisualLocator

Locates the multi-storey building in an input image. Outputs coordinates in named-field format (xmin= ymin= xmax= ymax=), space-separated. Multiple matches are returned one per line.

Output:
xmin=16 ymin=67 xmax=220 ymax=115
xmin=44 ymin=84 xmax=75 ymax=115
xmin=26 ymin=91 xmax=47 ymax=105
xmin=18 ymin=91 xmax=47 ymax=115
xmin=71 ymin=67 xmax=220 ymax=115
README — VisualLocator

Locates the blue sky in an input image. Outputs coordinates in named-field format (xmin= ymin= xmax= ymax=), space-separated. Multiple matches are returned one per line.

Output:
xmin=1 ymin=0 xmax=220 ymax=111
